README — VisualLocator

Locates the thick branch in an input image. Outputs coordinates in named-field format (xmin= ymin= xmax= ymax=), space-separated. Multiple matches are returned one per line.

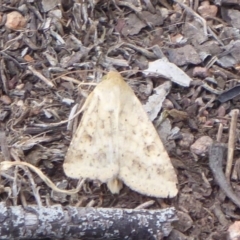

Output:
xmin=0 ymin=202 xmax=177 ymax=239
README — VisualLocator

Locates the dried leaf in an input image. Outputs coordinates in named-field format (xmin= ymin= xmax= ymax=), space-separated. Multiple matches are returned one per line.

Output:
xmin=143 ymin=81 xmax=172 ymax=121
xmin=217 ymin=85 xmax=240 ymax=103
xmin=41 ymin=0 xmax=61 ymax=12
xmin=167 ymin=45 xmax=201 ymax=66
xmin=143 ymin=59 xmax=192 ymax=87
xmin=63 ymin=72 xmax=178 ymax=198
xmin=121 ymin=13 xmax=146 ymax=36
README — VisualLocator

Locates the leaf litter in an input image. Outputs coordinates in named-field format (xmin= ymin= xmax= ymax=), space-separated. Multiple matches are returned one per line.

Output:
xmin=1 ymin=0 xmax=240 ymax=239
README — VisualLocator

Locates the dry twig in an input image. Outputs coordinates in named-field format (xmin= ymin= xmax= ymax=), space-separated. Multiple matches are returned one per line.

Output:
xmin=216 ymin=123 xmax=224 ymax=142
xmin=0 ymin=202 xmax=177 ymax=239
xmin=28 ymin=65 xmax=55 ymax=88
xmin=135 ymin=200 xmax=155 ymax=209
xmin=225 ymin=109 xmax=239 ymax=181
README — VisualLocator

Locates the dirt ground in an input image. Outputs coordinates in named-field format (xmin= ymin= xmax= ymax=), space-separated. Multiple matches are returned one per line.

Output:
xmin=1 ymin=0 xmax=240 ymax=239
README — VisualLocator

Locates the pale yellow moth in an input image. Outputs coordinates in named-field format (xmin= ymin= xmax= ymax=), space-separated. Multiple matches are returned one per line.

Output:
xmin=63 ymin=71 xmax=178 ymax=198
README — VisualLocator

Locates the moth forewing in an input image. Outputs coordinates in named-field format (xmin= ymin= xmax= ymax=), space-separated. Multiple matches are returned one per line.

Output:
xmin=117 ymin=85 xmax=178 ymax=198
xmin=63 ymin=71 xmax=178 ymax=198
xmin=63 ymin=77 xmax=120 ymax=183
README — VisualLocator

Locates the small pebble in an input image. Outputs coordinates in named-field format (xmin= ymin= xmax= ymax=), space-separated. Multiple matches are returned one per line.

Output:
xmin=162 ymin=99 xmax=174 ymax=109
xmin=178 ymin=133 xmax=194 ymax=149
xmin=192 ymin=66 xmax=209 ymax=78
xmin=23 ymin=54 xmax=34 ymax=62
xmin=15 ymin=84 xmax=25 ymax=90
xmin=217 ymin=105 xmax=226 ymax=117
xmin=170 ymin=33 xmax=186 ymax=44
xmin=198 ymin=1 xmax=218 ymax=18
xmin=228 ymin=221 xmax=240 ymax=240
xmin=5 ymin=11 xmax=26 ymax=30
xmin=0 ymin=95 xmax=12 ymax=105
xmin=190 ymin=136 xmax=213 ymax=156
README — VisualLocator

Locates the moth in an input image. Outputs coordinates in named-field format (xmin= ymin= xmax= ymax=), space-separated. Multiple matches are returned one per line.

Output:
xmin=63 ymin=71 xmax=178 ymax=198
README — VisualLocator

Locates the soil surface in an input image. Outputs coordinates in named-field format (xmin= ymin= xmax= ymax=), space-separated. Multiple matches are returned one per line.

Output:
xmin=1 ymin=0 xmax=240 ymax=239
